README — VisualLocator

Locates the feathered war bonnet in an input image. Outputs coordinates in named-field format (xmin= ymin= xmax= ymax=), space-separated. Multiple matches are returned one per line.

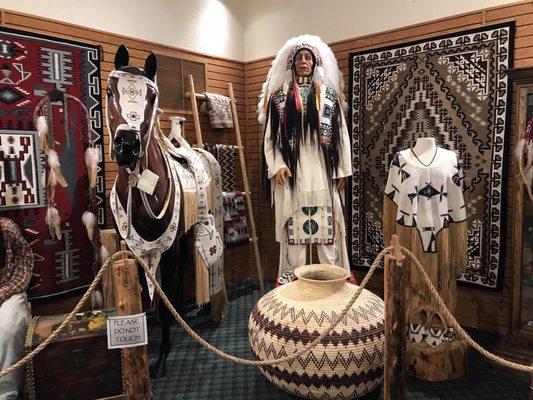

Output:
xmin=257 ymin=34 xmax=346 ymax=126
xmin=259 ymin=35 xmax=347 ymax=195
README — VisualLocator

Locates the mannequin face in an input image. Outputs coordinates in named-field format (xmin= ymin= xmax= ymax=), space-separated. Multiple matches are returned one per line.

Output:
xmin=294 ymin=49 xmax=314 ymax=77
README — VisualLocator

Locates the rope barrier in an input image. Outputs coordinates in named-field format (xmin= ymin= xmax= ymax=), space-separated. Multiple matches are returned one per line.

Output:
xmin=2 ymin=244 xmax=532 ymax=378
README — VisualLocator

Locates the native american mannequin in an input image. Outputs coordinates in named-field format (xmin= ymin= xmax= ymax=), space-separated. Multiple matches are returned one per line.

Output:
xmin=259 ymin=35 xmax=351 ymax=277
xmin=383 ymin=137 xmax=468 ymax=381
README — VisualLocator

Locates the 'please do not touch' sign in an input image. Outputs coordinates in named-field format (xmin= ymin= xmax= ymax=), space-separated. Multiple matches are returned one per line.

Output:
xmin=106 ymin=313 xmax=148 ymax=349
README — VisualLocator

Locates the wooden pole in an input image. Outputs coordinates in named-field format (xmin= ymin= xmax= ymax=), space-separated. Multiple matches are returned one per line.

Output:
xmin=112 ymin=257 xmax=152 ymax=400
xmin=100 ymin=228 xmax=119 ymax=308
xmin=187 ymin=74 xmax=203 ymax=147
xmin=384 ymin=234 xmax=406 ymax=400
xmin=228 ymin=82 xmax=265 ymax=292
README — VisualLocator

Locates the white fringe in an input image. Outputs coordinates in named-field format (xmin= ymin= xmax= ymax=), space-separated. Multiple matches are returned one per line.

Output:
xmin=526 ymin=165 xmax=533 ymax=185
xmin=91 ymin=290 xmax=104 ymax=310
xmin=515 ymin=138 xmax=525 ymax=160
xmin=82 ymin=211 xmax=97 ymax=241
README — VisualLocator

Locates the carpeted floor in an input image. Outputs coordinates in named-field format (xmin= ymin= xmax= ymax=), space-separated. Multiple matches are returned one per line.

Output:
xmin=147 ymin=280 xmax=530 ymax=400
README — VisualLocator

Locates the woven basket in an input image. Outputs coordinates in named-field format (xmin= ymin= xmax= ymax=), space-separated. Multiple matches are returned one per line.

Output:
xmin=249 ymin=264 xmax=385 ymax=399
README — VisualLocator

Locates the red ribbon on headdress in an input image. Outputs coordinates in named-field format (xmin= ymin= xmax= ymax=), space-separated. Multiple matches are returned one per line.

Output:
xmin=293 ymin=80 xmax=302 ymax=111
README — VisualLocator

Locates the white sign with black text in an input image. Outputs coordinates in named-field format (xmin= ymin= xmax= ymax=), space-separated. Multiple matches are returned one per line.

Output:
xmin=106 ymin=313 xmax=148 ymax=349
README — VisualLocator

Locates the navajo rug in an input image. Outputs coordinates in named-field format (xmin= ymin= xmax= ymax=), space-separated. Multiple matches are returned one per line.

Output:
xmin=0 ymin=28 xmax=104 ymax=299
xmin=349 ymin=22 xmax=514 ymax=290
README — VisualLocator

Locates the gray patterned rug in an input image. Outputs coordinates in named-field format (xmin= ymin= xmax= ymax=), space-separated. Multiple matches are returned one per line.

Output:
xmin=349 ymin=22 xmax=515 ymax=290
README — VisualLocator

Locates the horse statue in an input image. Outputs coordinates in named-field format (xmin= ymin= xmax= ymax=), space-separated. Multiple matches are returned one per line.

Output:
xmin=106 ymin=44 xmax=226 ymax=378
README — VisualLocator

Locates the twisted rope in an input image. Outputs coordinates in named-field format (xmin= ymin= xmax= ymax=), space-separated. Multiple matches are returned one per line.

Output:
xmin=3 ymin=244 xmax=532 ymax=377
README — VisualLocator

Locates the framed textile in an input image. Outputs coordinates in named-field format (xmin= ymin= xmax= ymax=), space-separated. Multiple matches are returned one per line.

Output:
xmin=0 ymin=27 xmax=105 ymax=299
xmin=349 ymin=22 xmax=514 ymax=290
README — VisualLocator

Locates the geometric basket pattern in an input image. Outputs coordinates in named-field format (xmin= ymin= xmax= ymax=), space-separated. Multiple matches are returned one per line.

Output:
xmin=249 ymin=273 xmax=385 ymax=399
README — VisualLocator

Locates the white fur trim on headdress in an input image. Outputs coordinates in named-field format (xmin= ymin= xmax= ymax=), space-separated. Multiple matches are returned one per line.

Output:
xmin=257 ymin=34 xmax=345 ymax=125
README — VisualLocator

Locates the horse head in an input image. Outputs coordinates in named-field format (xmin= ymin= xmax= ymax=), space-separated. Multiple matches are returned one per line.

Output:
xmin=106 ymin=45 xmax=158 ymax=169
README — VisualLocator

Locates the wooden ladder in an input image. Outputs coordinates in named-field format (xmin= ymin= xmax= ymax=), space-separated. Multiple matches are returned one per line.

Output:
xmin=186 ymin=75 xmax=265 ymax=292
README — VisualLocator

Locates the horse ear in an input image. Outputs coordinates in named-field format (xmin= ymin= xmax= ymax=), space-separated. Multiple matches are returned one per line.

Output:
xmin=144 ymin=53 xmax=157 ymax=81
xmin=114 ymin=44 xmax=129 ymax=70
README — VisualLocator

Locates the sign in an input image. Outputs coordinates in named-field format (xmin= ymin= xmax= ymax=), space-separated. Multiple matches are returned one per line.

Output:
xmin=106 ymin=313 xmax=148 ymax=349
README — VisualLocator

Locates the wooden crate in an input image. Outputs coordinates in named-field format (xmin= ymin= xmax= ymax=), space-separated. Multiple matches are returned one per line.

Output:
xmin=24 ymin=310 xmax=125 ymax=400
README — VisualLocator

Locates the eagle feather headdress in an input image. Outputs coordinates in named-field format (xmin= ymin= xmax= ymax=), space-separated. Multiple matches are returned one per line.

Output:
xmin=257 ymin=34 xmax=345 ymax=125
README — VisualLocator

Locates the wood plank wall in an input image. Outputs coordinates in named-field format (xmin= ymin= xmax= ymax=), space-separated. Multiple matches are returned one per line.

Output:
xmin=245 ymin=1 xmax=533 ymax=335
xmin=0 ymin=9 xmax=253 ymax=290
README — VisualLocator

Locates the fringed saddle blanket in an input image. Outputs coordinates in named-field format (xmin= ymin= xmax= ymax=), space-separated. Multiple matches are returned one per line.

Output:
xmin=111 ymin=139 xmax=225 ymax=307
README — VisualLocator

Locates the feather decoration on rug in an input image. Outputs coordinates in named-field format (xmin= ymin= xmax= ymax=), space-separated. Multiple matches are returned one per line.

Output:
xmin=85 ymin=147 xmax=100 ymax=188
xmin=82 ymin=211 xmax=97 ymax=241
xmin=45 ymin=206 xmax=62 ymax=240
xmin=47 ymin=149 xmax=68 ymax=188
xmin=36 ymin=115 xmax=49 ymax=152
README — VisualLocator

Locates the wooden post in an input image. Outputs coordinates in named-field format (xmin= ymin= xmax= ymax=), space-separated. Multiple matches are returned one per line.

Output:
xmin=228 ymin=82 xmax=265 ymax=293
xmin=384 ymin=234 xmax=406 ymax=400
xmin=187 ymin=74 xmax=203 ymax=147
xmin=112 ymin=257 xmax=152 ymax=400
xmin=100 ymin=229 xmax=119 ymax=308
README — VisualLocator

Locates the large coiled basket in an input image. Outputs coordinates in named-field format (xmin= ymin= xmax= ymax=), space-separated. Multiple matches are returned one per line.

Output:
xmin=249 ymin=265 xmax=385 ymax=400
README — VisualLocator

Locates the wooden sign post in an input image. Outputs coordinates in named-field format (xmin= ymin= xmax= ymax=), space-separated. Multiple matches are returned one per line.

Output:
xmin=384 ymin=234 xmax=406 ymax=400
xmin=112 ymin=255 xmax=152 ymax=400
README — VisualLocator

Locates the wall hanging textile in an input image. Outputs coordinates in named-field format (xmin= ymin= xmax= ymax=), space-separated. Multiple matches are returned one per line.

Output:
xmin=203 ymin=143 xmax=236 ymax=191
xmin=0 ymin=27 xmax=104 ymax=299
xmin=200 ymin=93 xmax=234 ymax=129
xmin=349 ymin=22 xmax=514 ymax=290
xmin=222 ymin=191 xmax=249 ymax=247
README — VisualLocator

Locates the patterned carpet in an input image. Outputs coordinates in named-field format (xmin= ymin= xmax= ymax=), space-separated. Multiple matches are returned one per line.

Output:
xmin=148 ymin=280 xmax=529 ymax=400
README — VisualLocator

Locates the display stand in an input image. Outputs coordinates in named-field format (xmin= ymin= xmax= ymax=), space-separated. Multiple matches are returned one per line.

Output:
xmin=186 ymin=75 xmax=265 ymax=292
